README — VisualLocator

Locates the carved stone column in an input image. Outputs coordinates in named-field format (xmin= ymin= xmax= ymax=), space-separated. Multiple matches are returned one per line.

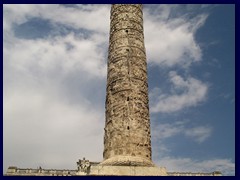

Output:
xmin=101 ymin=4 xmax=154 ymax=166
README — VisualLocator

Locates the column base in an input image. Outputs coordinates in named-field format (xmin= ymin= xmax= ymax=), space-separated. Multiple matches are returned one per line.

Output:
xmin=100 ymin=155 xmax=155 ymax=166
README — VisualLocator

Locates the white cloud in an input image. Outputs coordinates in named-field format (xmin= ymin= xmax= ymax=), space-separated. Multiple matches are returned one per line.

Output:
xmin=3 ymin=4 xmax=110 ymax=80
xmin=185 ymin=126 xmax=212 ymax=143
xmin=152 ymin=120 xmax=212 ymax=144
xmin=3 ymin=81 xmax=105 ymax=169
xmin=3 ymin=4 xmax=110 ymax=34
xmin=144 ymin=5 xmax=208 ymax=68
xmin=151 ymin=71 xmax=208 ymax=113
xmin=156 ymin=157 xmax=235 ymax=176
xmin=151 ymin=121 xmax=233 ymax=175
xmin=152 ymin=122 xmax=183 ymax=140
xmin=4 ymin=33 xmax=107 ymax=78
xmin=3 ymin=4 xmax=110 ymax=173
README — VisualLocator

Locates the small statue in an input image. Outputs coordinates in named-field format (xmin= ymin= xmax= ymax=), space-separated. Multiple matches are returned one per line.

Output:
xmin=38 ymin=166 xmax=42 ymax=173
xmin=77 ymin=158 xmax=90 ymax=173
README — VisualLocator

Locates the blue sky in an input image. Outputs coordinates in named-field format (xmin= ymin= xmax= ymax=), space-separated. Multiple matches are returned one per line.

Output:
xmin=3 ymin=4 xmax=235 ymax=175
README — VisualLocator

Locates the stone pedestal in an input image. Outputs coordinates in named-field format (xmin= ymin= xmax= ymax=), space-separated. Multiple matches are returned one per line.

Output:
xmin=100 ymin=155 xmax=154 ymax=166
xmin=89 ymin=165 xmax=167 ymax=176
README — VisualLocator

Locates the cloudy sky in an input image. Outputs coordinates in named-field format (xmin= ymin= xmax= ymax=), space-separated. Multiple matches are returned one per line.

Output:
xmin=3 ymin=4 xmax=235 ymax=175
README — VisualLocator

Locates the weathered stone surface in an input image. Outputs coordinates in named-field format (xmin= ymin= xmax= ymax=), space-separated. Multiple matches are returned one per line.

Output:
xmin=90 ymin=165 xmax=167 ymax=176
xmin=102 ymin=4 xmax=152 ymax=167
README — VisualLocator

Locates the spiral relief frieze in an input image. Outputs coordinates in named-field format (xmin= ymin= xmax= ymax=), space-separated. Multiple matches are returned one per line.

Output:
xmin=102 ymin=4 xmax=153 ymax=166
